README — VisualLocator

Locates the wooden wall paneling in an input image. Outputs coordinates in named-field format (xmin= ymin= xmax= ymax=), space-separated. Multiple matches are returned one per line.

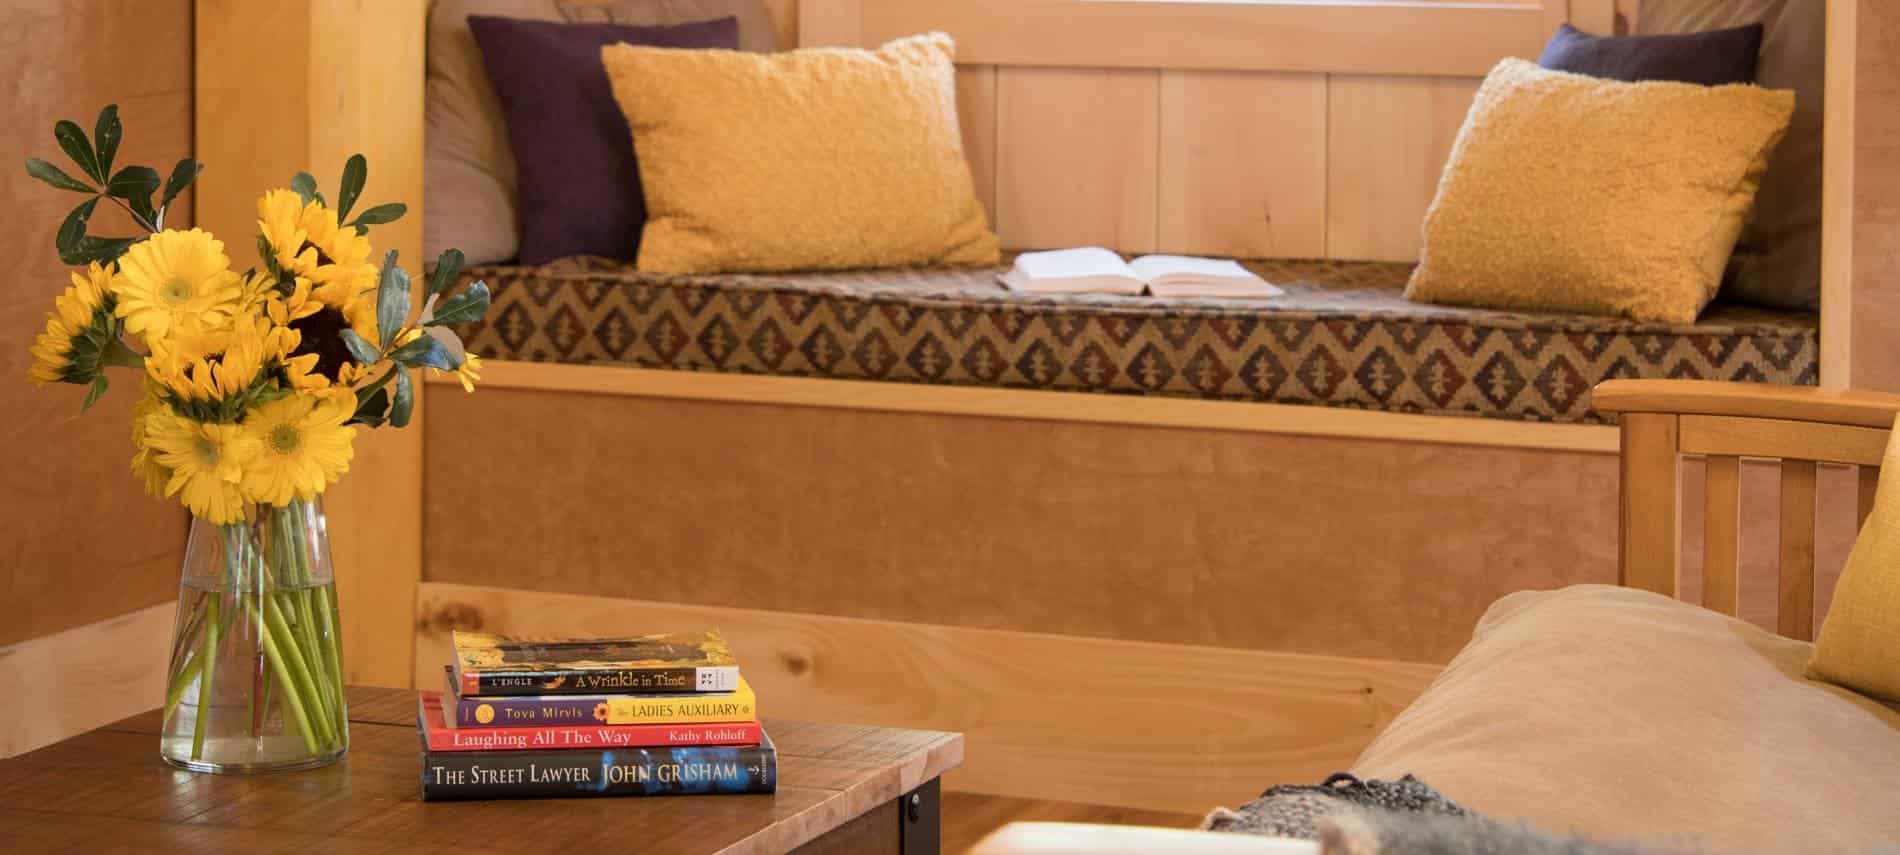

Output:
xmin=1325 ymin=75 xmax=1478 ymax=262
xmin=424 ymin=384 xmax=1621 ymax=666
xmin=1157 ymin=70 xmax=1328 ymax=258
xmin=0 ymin=603 xmax=173 ymax=758
xmin=197 ymin=0 xmax=426 ymax=689
xmin=1568 ymin=0 xmax=1619 ymax=34
xmin=1848 ymin=0 xmax=1900 ymax=392
xmin=957 ymin=66 xmax=1000 ymax=225
xmin=1542 ymin=0 xmax=1571 ymax=41
xmin=797 ymin=0 xmax=861 ymax=47
xmin=2 ymin=0 xmax=194 ymax=646
xmin=852 ymin=0 xmax=1548 ymax=75
xmin=1822 ymin=0 xmax=1855 ymax=387
xmin=995 ymin=67 xmax=1160 ymax=252
xmin=761 ymin=0 xmax=799 ymax=49
xmin=414 ymin=583 xmax=1443 ymax=814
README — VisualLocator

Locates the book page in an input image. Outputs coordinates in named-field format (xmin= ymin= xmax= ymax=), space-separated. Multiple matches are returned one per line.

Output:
xmin=1001 ymin=247 xmax=1144 ymax=295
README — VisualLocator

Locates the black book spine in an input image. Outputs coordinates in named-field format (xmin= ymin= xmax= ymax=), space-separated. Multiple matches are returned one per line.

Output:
xmin=420 ymin=741 xmax=777 ymax=801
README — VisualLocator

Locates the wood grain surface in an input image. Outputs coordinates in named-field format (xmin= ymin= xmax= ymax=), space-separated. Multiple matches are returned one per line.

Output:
xmin=414 ymin=583 xmax=1443 ymax=813
xmin=2 ymin=0 xmax=193 ymax=647
xmin=0 ymin=686 xmax=961 ymax=855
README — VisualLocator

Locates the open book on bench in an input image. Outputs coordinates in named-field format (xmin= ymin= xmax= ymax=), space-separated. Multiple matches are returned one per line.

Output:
xmin=999 ymin=247 xmax=1284 ymax=298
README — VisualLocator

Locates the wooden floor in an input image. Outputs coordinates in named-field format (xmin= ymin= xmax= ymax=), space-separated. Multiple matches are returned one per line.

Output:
xmin=943 ymin=792 xmax=1205 ymax=853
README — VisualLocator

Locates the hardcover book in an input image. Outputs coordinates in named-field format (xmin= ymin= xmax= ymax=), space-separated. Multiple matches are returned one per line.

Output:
xmin=417 ymin=691 xmax=761 ymax=752
xmin=445 ymin=668 xmax=759 ymax=727
xmin=451 ymin=629 xmax=739 ymax=696
xmin=420 ymin=732 xmax=778 ymax=800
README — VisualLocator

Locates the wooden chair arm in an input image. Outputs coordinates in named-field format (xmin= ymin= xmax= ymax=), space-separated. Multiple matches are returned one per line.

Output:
xmin=968 ymin=823 xmax=1319 ymax=855
xmin=1592 ymin=380 xmax=1900 ymax=429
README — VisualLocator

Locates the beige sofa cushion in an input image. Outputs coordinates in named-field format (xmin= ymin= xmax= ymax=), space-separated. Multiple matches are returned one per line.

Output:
xmin=1353 ymin=585 xmax=1900 ymax=854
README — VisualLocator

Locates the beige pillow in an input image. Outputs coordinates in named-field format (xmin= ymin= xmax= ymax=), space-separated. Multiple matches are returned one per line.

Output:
xmin=1808 ymin=416 xmax=1900 ymax=702
xmin=1354 ymin=585 xmax=1900 ymax=853
xmin=602 ymin=33 xmax=1000 ymax=273
xmin=1638 ymin=0 xmax=1825 ymax=311
xmin=423 ymin=0 xmax=773 ymax=265
xmin=558 ymin=0 xmax=777 ymax=52
xmin=1405 ymin=59 xmax=1793 ymax=324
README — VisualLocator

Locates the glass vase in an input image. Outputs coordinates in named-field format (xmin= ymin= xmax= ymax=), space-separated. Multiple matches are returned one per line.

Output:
xmin=160 ymin=498 xmax=348 ymax=773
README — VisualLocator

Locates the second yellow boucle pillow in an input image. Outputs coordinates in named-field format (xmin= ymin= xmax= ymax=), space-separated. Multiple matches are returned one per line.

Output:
xmin=1405 ymin=59 xmax=1794 ymax=323
xmin=602 ymin=32 xmax=1000 ymax=274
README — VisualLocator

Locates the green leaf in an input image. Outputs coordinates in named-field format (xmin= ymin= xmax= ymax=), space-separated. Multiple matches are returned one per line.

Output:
xmin=336 ymin=154 xmax=367 ymax=221
xmin=57 ymin=197 xmax=100 ymax=254
xmin=389 ymin=334 xmax=458 ymax=370
xmin=129 ymin=193 xmax=157 ymax=228
xmin=54 ymin=120 xmax=101 ymax=183
xmin=161 ymin=159 xmax=203 ymax=211
xmin=349 ymin=386 xmax=390 ymax=428
xmin=60 ymin=235 xmax=137 ymax=266
xmin=375 ymin=250 xmax=410 ymax=347
xmin=424 ymin=280 xmax=489 ymax=327
xmin=426 ymin=248 xmax=466 ymax=299
xmin=388 ymin=365 xmax=415 ymax=428
xmin=93 ymin=105 xmax=121 ymax=180
xmin=105 ymin=165 xmax=160 ymax=199
xmin=79 ymin=375 xmax=109 ymax=414
xmin=339 ymin=329 xmax=381 ymax=365
xmin=25 ymin=158 xmax=95 ymax=193
xmin=346 ymin=202 xmax=406 ymax=234
xmin=291 ymin=171 xmax=321 ymax=206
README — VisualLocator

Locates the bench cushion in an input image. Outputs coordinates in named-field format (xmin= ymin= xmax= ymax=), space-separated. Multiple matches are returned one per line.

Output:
xmin=1352 ymin=585 xmax=1900 ymax=853
xmin=456 ymin=258 xmax=1817 ymax=423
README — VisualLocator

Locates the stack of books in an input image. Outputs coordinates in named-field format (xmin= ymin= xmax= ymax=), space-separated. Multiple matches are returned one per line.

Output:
xmin=417 ymin=630 xmax=773 ymax=801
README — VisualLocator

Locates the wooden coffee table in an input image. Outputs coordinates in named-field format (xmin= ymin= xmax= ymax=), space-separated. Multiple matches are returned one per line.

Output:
xmin=0 ymin=686 xmax=962 ymax=854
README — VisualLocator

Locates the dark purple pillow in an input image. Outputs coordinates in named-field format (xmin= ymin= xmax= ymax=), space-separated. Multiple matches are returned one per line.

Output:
xmin=468 ymin=15 xmax=740 ymax=266
xmin=1537 ymin=22 xmax=1764 ymax=86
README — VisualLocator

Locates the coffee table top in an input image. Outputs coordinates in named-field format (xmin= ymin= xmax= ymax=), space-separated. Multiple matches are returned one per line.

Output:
xmin=0 ymin=686 xmax=962 ymax=854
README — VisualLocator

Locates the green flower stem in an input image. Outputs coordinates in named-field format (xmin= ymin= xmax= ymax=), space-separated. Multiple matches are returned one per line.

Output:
xmin=254 ymin=601 xmax=321 ymax=756
xmin=263 ymin=595 xmax=333 ymax=749
xmin=99 ymin=334 xmax=145 ymax=369
xmin=190 ymin=593 xmax=219 ymax=761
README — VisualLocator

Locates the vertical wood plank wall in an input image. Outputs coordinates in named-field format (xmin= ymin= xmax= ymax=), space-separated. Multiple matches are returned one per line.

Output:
xmin=196 ymin=0 xmax=427 ymax=689
xmin=804 ymin=0 xmax=1635 ymax=260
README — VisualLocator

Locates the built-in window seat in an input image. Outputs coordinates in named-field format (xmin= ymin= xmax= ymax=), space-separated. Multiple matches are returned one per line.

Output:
xmin=459 ymin=257 xmax=1817 ymax=424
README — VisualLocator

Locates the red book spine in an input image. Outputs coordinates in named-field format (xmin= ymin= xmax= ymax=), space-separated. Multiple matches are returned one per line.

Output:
xmin=424 ymin=720 xmax=764 ymax=753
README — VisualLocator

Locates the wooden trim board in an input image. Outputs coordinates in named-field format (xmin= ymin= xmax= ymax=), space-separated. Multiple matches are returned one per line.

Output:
xmin=415 ymin=583 xmax=1443 ymax=814
xmin=426 ymin=361 xmax=1620 ymax=454
xmin=0 ymin=602 xmax=174 ymax=758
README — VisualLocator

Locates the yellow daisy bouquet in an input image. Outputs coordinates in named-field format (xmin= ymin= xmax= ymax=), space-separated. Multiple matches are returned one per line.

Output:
xmin=25 ymin=105 xmax=492 ymax=773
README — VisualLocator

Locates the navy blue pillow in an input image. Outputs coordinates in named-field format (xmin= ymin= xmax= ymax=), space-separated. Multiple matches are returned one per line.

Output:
xmin=469 ymin=15 xmax=741 ymax=266
xmin=1538 ymin=22 xmax=1764 ymax=86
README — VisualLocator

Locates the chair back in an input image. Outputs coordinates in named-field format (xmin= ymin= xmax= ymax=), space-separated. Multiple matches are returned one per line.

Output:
xmin=1593 ymin=380 xmax=1900 ymax=639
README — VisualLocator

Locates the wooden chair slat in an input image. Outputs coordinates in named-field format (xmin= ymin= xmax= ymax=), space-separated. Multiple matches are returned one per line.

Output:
xmin=1702 ymin=455 xmax=1741 ymax=616
xmin=1777 ymin=460 xmax=1817 ymax=641
xmin=1859 ymin=466 xmax=1881 ymax=531
xmin=1620 ymin=413 xmax=1681 ymax=597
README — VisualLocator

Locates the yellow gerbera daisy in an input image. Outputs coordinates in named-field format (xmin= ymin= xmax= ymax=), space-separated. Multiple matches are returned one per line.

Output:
xmin=257 ymin=189 xmax=318 ymax=276
xmin=27 ymin=263 xmax=124 ymax=385
xmin=431 ymin=353 xmax=483 ymax=393
xmin=240 ymin=392 xmax=356 ymax=506
xmin=130 ymin=390 xmax=172 ymax=499
xmin=145 ymin=412 xmax=261 ymax=524
xmin=111 ymin=228 xmax=244 ymax=344
xmin=145 ymin=316 xmax=272 ymax=410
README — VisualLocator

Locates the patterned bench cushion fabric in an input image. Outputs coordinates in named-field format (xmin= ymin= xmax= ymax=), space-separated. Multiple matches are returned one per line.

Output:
xmin=456 ymin=257 xmax=1818 ymax=424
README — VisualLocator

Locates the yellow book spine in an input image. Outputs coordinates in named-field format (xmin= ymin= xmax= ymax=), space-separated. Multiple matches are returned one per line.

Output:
xmin=601 ymin=678 xmax=757 ymax=725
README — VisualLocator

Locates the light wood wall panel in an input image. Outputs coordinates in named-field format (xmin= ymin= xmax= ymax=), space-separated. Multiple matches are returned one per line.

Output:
xmin=957 ymin=66 xmax=1000 ymax=225
xmin=197 ymin=0 xmax=426 ymax=689
xmin=1846 ymin=0 xmax=1900 ymax=392
xmin=0 ymin=603 xmax=173 ymax=758
xmin=995 ymin=67 xmax=1160 ymax=252
xmin=1325 ymin=75 xmax=1480 ymax=262
xmin=1 ymin=0 xmax=193 ymax=646
xmin=1158 ymin=71 xmax=1328 ymax=258
xmin=415 ymin=583 xmax=1442 ymax=814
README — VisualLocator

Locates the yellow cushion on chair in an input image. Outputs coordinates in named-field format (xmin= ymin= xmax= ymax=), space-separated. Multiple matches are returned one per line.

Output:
xmin=1809 ymin=414 xmax=1900 ymax=702
xmin=1404 ymin=58 xmax=1793 ymax=323
xmin=600 ymin=32 xmax=1000 ymax=274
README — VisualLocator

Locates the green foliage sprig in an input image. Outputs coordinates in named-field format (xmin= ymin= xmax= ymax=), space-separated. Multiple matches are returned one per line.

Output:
xmin=25 ymin=104 xmax=202 ymax=265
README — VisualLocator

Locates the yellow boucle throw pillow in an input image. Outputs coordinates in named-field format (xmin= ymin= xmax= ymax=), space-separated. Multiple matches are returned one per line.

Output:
xmin=1405 ymin=59 xmax=1793 ymax=323
xmin=1809 ymin=415 xmax=1900 ymax=703
xmin=602 ymin=32 xmax=999 ymax=274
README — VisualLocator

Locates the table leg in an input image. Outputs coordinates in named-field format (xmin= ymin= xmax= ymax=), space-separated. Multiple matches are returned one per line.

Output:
xmin=900 ymin=778 xmax=941 ymax=855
